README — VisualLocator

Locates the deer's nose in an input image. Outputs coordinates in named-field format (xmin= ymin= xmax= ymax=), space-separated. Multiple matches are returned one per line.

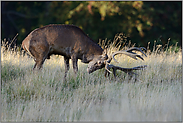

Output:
xmin=87 ymin=67 xmax=91 ymax=74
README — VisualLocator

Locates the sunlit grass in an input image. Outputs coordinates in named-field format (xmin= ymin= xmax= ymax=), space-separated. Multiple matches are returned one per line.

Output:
xmin=1 ymin=39 xmax=182 ymax=121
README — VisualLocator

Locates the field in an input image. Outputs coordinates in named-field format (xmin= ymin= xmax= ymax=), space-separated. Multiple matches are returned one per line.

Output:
xmin=1 ymin=40 xmax=182 ymax=122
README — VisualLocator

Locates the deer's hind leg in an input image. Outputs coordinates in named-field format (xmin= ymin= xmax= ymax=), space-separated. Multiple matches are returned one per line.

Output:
xmin=33 ymin=57 xmax=47 ymax=70
xmin=29 ymin=43 xmax=50 ymax=70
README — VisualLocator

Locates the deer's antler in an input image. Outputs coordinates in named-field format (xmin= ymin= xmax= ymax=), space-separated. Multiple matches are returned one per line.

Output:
xmin=104 ymin=47 xmax=147 ymax=78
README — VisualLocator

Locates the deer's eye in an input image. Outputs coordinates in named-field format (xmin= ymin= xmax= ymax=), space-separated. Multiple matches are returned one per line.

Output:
xmin=97 ymin=61 xmax=102 ymax=65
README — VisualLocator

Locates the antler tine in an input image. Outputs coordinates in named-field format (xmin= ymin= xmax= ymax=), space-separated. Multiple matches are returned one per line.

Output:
xmin=104 ymin=63 xmax=116 ymax=78
xmin=111 ymin=47 xmax=147 ymax=63
xmin=105 ymin=61 xmax=113 ymax=73
xmin=126 ymin=47 xmax=147 ymax=57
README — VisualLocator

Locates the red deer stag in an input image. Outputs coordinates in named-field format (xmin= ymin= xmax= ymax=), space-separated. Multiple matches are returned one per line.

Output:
xmin=22 ymin=24 xmax=147 ymax=78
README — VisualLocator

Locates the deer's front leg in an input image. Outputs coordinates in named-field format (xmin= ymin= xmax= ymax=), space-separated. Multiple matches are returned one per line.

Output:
xmin=71 ymin=55 xmax=78 ymax=75
xmin=64 ymin=56 xmax=70 ymax=79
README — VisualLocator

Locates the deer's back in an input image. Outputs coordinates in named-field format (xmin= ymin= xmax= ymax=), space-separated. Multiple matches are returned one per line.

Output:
xmin=22 ymin=24 xmax=103 ymax=59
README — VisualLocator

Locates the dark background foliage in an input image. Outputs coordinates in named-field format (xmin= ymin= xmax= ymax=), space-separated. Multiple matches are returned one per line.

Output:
xmin=1 ymin=1 xmax=182 ymax=50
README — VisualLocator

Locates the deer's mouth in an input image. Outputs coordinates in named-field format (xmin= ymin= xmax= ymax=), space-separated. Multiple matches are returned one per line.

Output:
xmin=87 ymin=67 xmax=95 ymax=74
xmin=87 ymin=68 xmax=92 ymax=74
xmin=87 ymin=64 xmax=105 ymax=74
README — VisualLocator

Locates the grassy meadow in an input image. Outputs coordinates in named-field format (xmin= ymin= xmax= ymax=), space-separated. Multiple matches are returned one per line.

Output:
xmin=1 ymin=39 xmax=182 ymax=122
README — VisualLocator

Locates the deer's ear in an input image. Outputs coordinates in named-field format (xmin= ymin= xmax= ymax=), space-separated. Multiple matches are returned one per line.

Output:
xmin=103 ymin=48 xmax=107 ymax=55
xmin=102 ymin=48 xmax=108 ymax=60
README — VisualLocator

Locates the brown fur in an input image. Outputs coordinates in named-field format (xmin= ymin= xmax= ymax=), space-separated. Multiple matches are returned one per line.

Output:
xmin=22 ymin=24 xmax=106 ymax=77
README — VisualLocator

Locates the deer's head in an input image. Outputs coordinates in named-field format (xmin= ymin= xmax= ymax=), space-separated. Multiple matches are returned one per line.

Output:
xmin=87 ymin=49 xmax=108 ymax=74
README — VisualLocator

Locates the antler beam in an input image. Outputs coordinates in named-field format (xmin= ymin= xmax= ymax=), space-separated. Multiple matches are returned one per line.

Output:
xmin=105 ymin=64 xmax=147 ymax=78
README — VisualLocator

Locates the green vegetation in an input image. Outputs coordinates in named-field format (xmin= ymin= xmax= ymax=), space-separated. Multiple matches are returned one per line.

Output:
xmin=2 ymin=1 xmax=182 ymax=48
xmin=1 ymin=38 xmax=182 ymax=121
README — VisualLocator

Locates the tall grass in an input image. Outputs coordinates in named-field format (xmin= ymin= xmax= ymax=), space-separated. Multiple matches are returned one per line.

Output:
xmin=1 ymin=37 xmax=182 ymax=121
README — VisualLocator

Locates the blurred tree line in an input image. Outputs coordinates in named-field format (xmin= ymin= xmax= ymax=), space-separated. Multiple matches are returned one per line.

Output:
xmin=1 ymin=1 xmax=182 ymax=49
